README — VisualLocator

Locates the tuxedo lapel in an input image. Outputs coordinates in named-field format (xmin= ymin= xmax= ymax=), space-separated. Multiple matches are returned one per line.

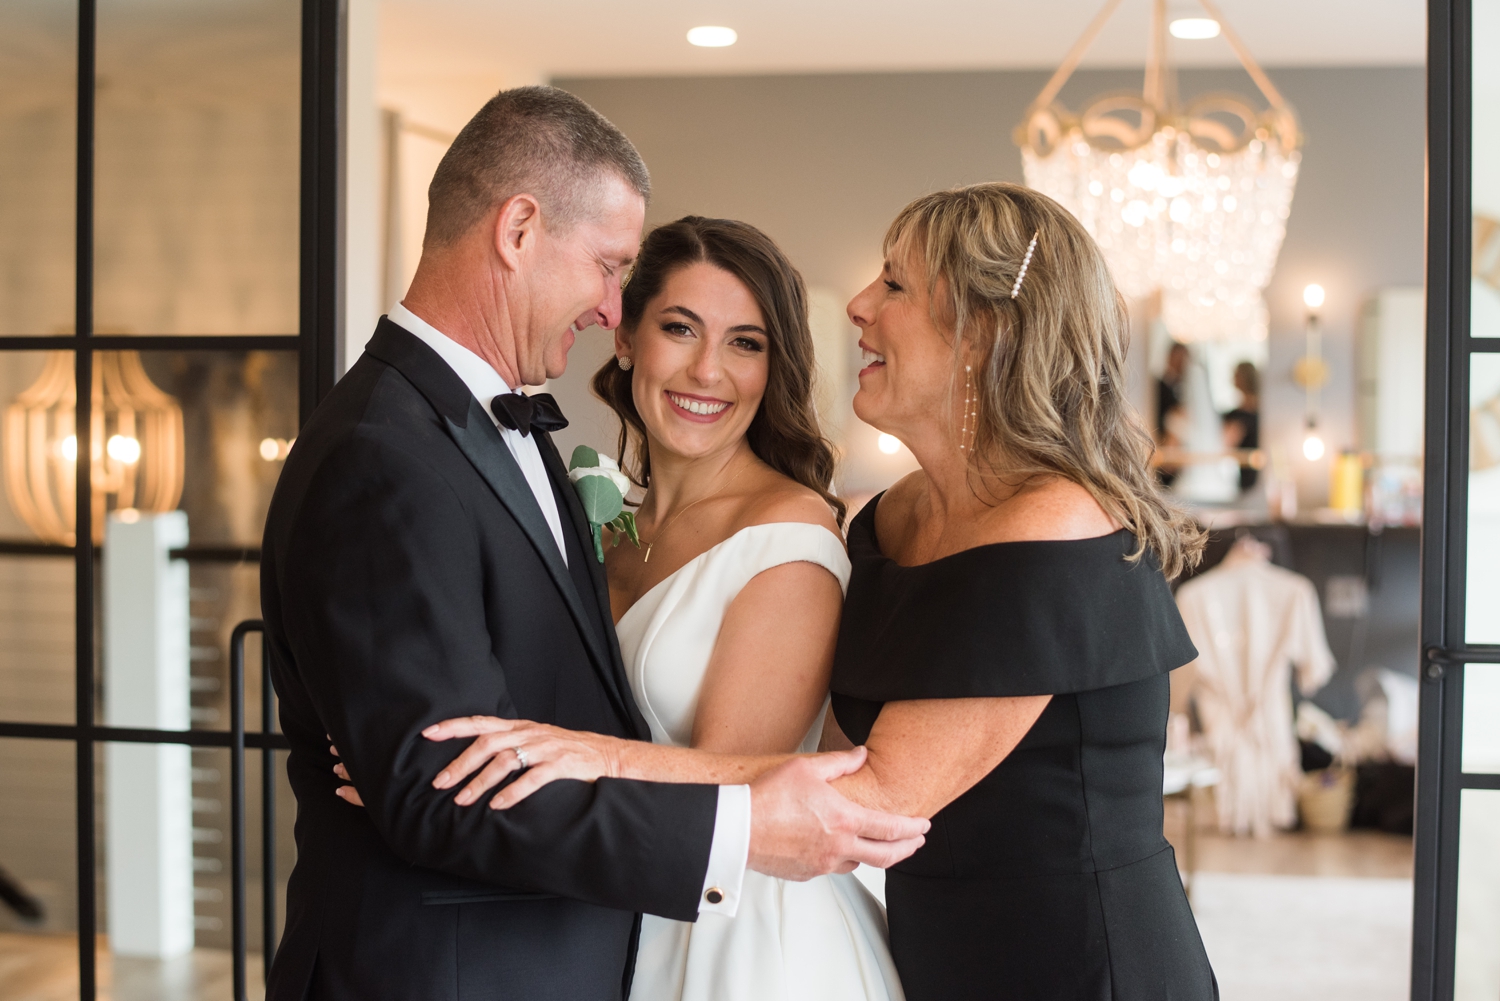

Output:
xmin=537 ymin=433 xmax=652 ymax=741
xmin=444 ymin=403 xmax=635 ymax=728
xmin=363 ymin=319 xmax=636 ymax=728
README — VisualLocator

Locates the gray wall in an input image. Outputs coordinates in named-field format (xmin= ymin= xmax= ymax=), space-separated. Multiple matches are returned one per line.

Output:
xmin=551 ymin=67 xmax=1426 ymax=501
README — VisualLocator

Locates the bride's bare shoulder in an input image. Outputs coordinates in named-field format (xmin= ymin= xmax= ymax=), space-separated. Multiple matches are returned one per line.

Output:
xmin=737 ymin=469 xmax=841 ymax=536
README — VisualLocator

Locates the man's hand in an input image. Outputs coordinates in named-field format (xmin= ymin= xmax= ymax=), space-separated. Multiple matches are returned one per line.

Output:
xmin=747 ymin=747 xmax=928 ymax=881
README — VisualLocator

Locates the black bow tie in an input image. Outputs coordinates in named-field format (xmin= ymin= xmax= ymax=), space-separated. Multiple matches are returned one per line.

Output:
xmin=490 ymin=392 xmax=568 ymax=437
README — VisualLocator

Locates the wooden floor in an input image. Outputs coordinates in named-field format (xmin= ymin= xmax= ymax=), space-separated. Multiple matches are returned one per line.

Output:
xmin=1180 ymin=829 xmax=1413 ymax=879
xmin=1163 ymin=793 xmax=1415 ymax=879
xmin=0 ymin=935 xmax=262 ymax=1001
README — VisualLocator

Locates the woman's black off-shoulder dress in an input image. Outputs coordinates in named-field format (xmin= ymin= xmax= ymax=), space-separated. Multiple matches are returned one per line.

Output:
xmin=831 ymin=496 xmax=1217 ymax=1001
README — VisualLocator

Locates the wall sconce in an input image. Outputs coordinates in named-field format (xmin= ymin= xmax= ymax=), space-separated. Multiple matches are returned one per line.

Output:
xmin=1293 ymin=283 xmax=1329 ymax=461
xmin=877 ymin=433 xmax=902 ymax=455
xmin=3 ymin=351 xmax=185 ymax=544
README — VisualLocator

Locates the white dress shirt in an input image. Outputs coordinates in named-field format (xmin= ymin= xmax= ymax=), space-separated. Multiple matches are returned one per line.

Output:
xmin=387 ymin=304 xmax=751 ymax=917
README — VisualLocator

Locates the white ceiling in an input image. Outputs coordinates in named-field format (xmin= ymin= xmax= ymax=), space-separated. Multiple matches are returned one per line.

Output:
xmin=380 ymin=0 xmax=1425 ymax=91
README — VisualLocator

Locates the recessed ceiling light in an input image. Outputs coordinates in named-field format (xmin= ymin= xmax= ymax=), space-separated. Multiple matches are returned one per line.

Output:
xmin=1169 ymin=17 xmax=1220 ymax=39
xmin=687 ymin=25 xmax=737 ymax=47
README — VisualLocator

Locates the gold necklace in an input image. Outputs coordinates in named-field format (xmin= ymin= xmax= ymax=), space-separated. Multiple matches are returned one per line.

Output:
xmin=641 ymin=458 xmax=748 ymax=564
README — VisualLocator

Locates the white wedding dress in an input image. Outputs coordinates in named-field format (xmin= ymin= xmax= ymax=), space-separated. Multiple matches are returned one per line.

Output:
xmin=616 ymin=522 xmax=905 ymax=1001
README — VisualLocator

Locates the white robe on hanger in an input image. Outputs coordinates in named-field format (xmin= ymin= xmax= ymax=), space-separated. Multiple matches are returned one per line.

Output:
xmin=1175 ymin=546 xmax=1336 ymax=837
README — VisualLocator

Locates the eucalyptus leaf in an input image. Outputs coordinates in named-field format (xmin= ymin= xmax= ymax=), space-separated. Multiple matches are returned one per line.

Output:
xmin=569 ymin=445 xmax=600 ymax=472
xmin=615 ymin=510 xmax=640 ymax=547
xmin=573 ymin=475 xmax=624 ymax=525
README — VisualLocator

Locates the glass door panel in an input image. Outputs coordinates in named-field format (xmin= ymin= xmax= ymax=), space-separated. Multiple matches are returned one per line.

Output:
xmin=0 ymin=352 xmax=77 ymax=725
xmin=1447 ymin=6 xmax=1500 ymax=1001
xmin=1468 ymin=355 xmax=1500 ymax=643
xmin=0 ymin=738 xmax=78 ymax=984
xmin=91 ymin=350 xmax=296 ymax=731
xmin=1455 ymin=790 xmax=1500 ymax=1000
xmin=1461 ymin=665 xmax=1500 ymax=773
xmin=0 ymin=1 xmax=76 ymax=336
xmin=94 ymin=0 xmax=301 ymax=336
xmin=1465 ymin=34 xmax=1500 ymax=995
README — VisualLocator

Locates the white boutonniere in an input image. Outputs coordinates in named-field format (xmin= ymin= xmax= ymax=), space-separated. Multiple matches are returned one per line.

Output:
xmin=567 ymin=446 xmax=640 ymax=563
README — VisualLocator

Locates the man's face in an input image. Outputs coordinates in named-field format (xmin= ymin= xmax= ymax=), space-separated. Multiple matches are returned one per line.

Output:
xmin=513 ymin=174 xmax=645 ymax=385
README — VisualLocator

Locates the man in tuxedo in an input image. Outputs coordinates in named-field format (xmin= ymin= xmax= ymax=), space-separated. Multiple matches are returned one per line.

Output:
xmin=260 ymin=86 xmax=926 ymax=1001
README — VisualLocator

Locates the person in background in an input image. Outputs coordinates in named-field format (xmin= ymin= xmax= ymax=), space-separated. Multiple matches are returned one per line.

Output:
xmin=1155 ymin=341 xmax=1190 ymax=487
xmin=1223 ymin=360 xmax=1260 ymax=491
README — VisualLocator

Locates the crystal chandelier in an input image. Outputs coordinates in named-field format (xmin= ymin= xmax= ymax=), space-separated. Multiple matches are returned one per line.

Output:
xmin=1017 ymin=0 xmax=1301 ymax=342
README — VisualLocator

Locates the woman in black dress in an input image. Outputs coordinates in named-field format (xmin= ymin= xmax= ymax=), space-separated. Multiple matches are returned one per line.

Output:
xmin=823 ymin=182 xmax=1216 ymax=1000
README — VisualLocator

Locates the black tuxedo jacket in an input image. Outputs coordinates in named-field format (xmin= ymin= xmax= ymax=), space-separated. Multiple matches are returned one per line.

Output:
xmin=260 ymin=318 xmax=718 ymax=1001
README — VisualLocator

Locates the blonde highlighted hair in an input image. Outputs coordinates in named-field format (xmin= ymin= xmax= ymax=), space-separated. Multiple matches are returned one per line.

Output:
xmin=886 ymin=182 xmax=1204 ymax=578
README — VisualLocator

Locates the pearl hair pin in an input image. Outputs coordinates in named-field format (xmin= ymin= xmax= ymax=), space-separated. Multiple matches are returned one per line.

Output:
xmin=1011 ymin=231 xmax=1039 ymax=299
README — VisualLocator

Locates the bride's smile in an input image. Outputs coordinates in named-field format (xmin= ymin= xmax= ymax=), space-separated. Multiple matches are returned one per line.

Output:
xmin=665 ymin=390 xmax=732 ymax=420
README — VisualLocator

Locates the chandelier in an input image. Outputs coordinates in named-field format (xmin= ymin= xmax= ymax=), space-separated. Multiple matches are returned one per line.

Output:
xmin=1017 ymin=0 xmax=1300 ymax=342
xmin=3 ymin=351 xmax=185 ymax=545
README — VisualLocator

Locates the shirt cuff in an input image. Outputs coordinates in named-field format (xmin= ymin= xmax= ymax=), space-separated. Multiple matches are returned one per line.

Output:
xmin=698 ymin=784 xmax=751 ymax=917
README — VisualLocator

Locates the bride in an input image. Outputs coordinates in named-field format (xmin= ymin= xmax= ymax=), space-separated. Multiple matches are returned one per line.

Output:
xmin=339 ymin=215 xmax=902 ymax=1001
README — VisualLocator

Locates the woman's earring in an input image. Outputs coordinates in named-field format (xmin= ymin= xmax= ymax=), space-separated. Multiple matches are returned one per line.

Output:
xmin=617 ymin=356 xmax=633 ymax=371
xmin=959 ymin=364 xmax=978 ymax=453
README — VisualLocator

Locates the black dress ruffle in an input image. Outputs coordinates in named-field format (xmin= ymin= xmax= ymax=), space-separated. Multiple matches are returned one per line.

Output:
xmin=831 ymin=495 xmax=1216 ymax=1001
xmin=831 ymin=511 xmax=1196 ymax=701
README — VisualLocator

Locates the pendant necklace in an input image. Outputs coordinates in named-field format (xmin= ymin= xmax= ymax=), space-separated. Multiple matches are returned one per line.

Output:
xmin=641 ymin=458 xmax=748 ymax=564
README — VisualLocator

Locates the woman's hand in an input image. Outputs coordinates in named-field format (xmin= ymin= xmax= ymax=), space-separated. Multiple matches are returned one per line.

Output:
xmin=330 ymin=738 xmax=366 ymax=807
xmin=423 ymin=716 xmax=626 ymax=809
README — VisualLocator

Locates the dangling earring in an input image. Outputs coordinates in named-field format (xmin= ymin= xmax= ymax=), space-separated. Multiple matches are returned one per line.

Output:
xmin=959 ymin=364 xmax=979 ymax=453
xmin=617 ymin=356 xmax=633 ymax=371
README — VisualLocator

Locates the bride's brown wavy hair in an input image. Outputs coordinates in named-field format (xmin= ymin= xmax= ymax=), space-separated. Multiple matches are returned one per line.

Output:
xmin=592 ymin=216 xmax=846 ymax=527
xmin=887 ymin=182 xmax=1204 ymax=578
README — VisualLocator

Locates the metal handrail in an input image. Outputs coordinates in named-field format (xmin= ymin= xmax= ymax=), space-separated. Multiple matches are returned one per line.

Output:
xmin=229 ymin=619 xmax=278 ymax=1001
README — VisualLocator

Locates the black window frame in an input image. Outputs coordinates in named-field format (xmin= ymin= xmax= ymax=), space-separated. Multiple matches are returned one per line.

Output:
xmin=1414 ymin=1 xmax=1500 ymax=999
xmin=0 ymin=0 xmax=341 ymax=996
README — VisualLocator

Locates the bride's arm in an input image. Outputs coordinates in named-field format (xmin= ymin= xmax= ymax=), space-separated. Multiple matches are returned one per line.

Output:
xmin=400 ymin=557 xmax=844 ymax=809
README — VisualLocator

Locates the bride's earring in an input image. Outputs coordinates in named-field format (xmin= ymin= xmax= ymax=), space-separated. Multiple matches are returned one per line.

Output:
xmin=959 ymin=364 xmax=978 ymax=453
xmin=617 ymin=355 xmax=633 ymax=371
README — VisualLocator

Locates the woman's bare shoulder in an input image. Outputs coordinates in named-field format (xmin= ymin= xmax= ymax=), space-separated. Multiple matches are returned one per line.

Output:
xmin=980 ymin=476 xmax=1121 ymax=544
xmin=877 ymin=471 xmax=926 ymax=518
xmin=873 ymin=470 xmax=925 ymax=516
xmin=737 ymin=470 xmax=841 ymax=535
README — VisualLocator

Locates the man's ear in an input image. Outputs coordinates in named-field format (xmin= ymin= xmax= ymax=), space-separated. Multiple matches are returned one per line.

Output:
xmin=492 ymin=193 xmax=542 ymax=272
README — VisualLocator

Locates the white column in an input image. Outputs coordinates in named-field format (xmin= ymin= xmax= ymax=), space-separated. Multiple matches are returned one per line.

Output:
xmin=343 ymin=0 xmax=383 ymax=373
xmin=104 ymin=510 xmax=194 ymax=958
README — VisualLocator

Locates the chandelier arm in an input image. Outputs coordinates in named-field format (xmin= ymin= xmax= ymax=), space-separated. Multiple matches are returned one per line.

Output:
xmin=1144 ymin=0 xmax=1166 ymax=110
xmin=1191 ymin=0 xmax=1291 ymax=112
xmin=1028 ymin=0 xmax=1125 ymax=114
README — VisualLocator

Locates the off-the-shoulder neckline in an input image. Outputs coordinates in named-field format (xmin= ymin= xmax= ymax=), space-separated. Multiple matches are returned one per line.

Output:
xmin=855 ymin=491 xmax=1132 ymax=570
xmin=614 ymin=521 xmax=848 ymax=627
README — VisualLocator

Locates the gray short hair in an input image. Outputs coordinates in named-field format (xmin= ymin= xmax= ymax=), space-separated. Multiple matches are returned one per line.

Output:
xmin=425 ymin=86 xmax=650 ymax=246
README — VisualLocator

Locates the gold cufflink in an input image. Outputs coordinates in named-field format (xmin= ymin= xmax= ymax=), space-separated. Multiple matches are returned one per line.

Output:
xmin=704 ymin=887 xmax=724 ymax=905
